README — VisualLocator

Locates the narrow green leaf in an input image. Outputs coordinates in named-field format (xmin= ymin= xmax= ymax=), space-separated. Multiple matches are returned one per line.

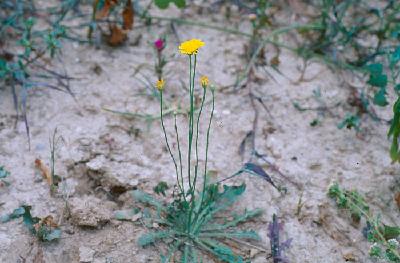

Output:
xmin=138 ymin=230 xmax=173 ymax=247
xmin=200 ymin=230 xmax=260 ymax=240
xmin=114 ymin=208 xmax=140 ymax=221
xmin=131 ymin=190 xmax=166 ymax=212
xmin=383 ymin=225 xmax=400 ymax=240
xmin=197 ymin=238 xmax=245 ymax=263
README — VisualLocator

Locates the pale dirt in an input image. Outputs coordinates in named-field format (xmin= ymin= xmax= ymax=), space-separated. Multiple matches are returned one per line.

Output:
xmin=0 ymin=2 xmax=398 ymax=263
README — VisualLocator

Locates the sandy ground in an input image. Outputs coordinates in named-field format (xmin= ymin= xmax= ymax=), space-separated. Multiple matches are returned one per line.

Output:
xmin=0 ymin=2 xmax=399 ymax=263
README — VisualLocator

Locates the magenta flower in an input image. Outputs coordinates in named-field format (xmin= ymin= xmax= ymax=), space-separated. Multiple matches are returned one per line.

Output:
xmin=154 ymin=39 xmax=165 ymax=51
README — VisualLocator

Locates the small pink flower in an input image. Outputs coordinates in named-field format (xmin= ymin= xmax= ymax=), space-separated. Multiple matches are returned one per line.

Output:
xmin=154 ymin=39 xmax=164 ymax=51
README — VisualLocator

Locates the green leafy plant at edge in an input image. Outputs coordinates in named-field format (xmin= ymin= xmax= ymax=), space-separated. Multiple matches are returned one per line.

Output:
xmin=328 ymin=183 xmax=400 ymax=262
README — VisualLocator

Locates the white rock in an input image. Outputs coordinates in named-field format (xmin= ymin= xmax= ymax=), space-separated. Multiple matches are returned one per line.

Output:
xmin=79 ymin=246 xmax=95 ymax=263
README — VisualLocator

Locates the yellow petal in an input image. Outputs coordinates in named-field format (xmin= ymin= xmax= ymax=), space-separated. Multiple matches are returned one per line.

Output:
xmin=178 ymin=39 xmax=205 ymax=55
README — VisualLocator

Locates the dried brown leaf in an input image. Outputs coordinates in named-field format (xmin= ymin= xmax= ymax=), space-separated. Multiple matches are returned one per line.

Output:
xmin=122 ymin=0 xmax=134 ymax=30
xmin=41 ymin=215 xmax=59 ymax=228
xmin=342 ymin=252 xmax=356 ymax=262
xmin=34 ymin=159 xmax=52 ymax=185
xmin=395 ymin=192 xmax=400 ymax=209
xmin=107 ymin=24 xmax=127 ymax=46
xmin=96 ymin=0 xmax=118 ymax=19
xmin=270 ymin=56 xmax=280 ymax=67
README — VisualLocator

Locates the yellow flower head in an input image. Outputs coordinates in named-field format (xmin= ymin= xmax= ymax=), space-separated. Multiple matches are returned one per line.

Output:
xmin=156 ymin=79 xmax=165 ymax=90
xmin=200 ymin=76 xmax=209 ymax=88
xmin=179 ymin=39 xmax=205 ymax=55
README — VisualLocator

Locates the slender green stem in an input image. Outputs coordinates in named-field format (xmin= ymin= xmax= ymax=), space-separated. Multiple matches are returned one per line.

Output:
xmin=188 ymin=55 xmax=193 ymax=192
xmin=87 ymin=0 xmax=100 ymax=41
xmin=50 ymin=128 xmax=57 ymax=183
xmin=188 ymin=55 xmax=197 ymax=194
xmin=190 ymin=54 xmax=197 ymax=190
xmin=199 ymin=89 xmax=215 ymax=208
xmin=193 ymin=88 xmax=206 ymax=195
xmin=187 ymin=55 xmax=198 ymax=233
xmin=160 ymin=91 xmax=180 ymax=196
xmin=174 ymin=113 xmax=185 ymax=198
xmin=188 ymin=87 xmax=207 ymax=231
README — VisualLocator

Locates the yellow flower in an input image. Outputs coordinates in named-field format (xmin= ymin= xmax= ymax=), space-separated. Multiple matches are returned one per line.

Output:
xmin=200 ymin=76 xmax=209 ymax=87
xmin=156 ymin=79 xmax=165 ymax=90
xmin=178 ymin=39 xmax=205 ymax=55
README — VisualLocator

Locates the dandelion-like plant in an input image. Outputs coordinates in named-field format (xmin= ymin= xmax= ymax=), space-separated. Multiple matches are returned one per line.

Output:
xmin=122 ymin=39 xmax=262 ymax=262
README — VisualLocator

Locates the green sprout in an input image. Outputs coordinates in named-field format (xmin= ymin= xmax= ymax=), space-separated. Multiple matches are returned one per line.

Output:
xmin=338 ymin=114 xmax=361 ymax=132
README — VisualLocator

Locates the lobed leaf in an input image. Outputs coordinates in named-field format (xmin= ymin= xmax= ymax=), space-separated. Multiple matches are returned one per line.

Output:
xmin=197 ymin=238 xmax=245 ymax=263
xmin=138 ymin=230 xmax=173 ymax=247
xmin=131 ymin=190 xmax=166 ymax=212
xmin=114 ymin=208 xmax=140 ymax=221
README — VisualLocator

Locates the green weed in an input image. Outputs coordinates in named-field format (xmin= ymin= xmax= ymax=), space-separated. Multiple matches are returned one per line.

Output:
xmin=1 ymin=205 xmax=61 ymax=242
xmin=328 ymin=183 xmax=400 ymax=262
xmin=115 ymin=39 xmax=263 ymax=262
xmin=0 ymin=1 xmax=79 ymax=146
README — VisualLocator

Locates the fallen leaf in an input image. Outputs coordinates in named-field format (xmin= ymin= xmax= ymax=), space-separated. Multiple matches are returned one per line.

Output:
xmin=343 ymin=252 xmax=356 ymax=262
xmin=122 ymin=0 xmax=134 ymax=30
xmin=96 ymin=0 xmax=117 ymax=19
xmin=41 ymin=215 xmax=59 ymax=228
xmin=107 ymin=24 xmax=127 ymax=46
xmin=395 ymin=192 xmax=400 ymax=209
xmin=270 ymin=56 xmax=280 ymax=67
xmin=35 ymin=159 xmax=52 ymax=185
